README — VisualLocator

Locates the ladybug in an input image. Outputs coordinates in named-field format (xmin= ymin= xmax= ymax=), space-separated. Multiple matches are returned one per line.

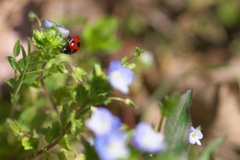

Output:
xmin=60 ymin=35 xmax=81 ymax=55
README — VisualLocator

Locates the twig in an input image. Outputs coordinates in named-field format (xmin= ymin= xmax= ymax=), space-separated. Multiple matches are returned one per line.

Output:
xmin=40 ymin=63 xmax=58 ymax=114
xmin=22 ymin=99 xmax=90 ymax=160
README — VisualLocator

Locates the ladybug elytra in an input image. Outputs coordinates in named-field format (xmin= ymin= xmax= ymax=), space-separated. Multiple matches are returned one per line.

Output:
xmin=60 ymin=35 xmax=81 ymax=55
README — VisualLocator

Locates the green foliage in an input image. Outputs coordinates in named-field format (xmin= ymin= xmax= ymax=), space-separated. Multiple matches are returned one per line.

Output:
xmin=60 ymin=106 xmax=68 ymax=130
xmin=161 ymin=89 xmax=192 ymax=159
xmin=160 ymin=92 xmax=181 ymax=117
xmin=82 ymin=138 xmax=99 ymax=160
xmin=81 ymin=16 xmax=122 ymax=53
xmin=13 ymin=40 xmax=20 ymax=57
xmin=198 ymin=136 xmax=225 ymax=160
xmin=70 ymin=110 xmax=82 ymax=135
xmin=59 ymin=137 xmax=76 ymax=152
xmin=75 ymin=84 xmax=89 ymax=107
xmin=133 ymin=47 xmax=144 ymax=57
xmin=72 ymin=67 xmax=87 ymax=82
xmin=87 ymin=64 xmax=112 ymax=105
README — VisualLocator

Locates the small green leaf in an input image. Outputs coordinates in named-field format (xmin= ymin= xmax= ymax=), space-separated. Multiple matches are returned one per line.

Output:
xmin=76 ymin=107 xmax=91 ymax=119
xmin=13 ymin=40 xmax=20 ymax=57
xmin=22 ymin=75 xmax=39 ymax=84
xmin=75 ymin=84 xmax=89 ymax=107
xmin=21 ymin=45 xmax=27 ymax=66
xmin=18 ymin=58 xmax=25 ymax=68
xmin=133 ymin=47 xmax=144 ymax=57
xmin=72 ymin=67 xmax=87 ymax=82
xmin=6 ymin=78 xmax=16 ymax=88
xmin=28 ymin=37 xmax=31 ymax=55
xmin=28 ymin=60 xmax=47 ymax=66
xmin=6 ymin=56 xmax=22 ymax=73
xmin=59 ymin=137 xmax=76 ymax=152
xmin=127 ymin=63 xmax=136 ymax=69
xmin=70 ymin=110 xmax=82 ymax=135
xmin=7 ymin=119 xmax=21 ymax=135
xmin=82 ymin=137 xmax=98 ymax=160
xmin=26 ymin=69 xmax=44 ymax=75
xmin=33 ymin=30 xmax=42 ymax=39
xmin=42 ymin=148 xmax=50 ymax=160
xmin=18 ymin=107 xmax=37 ymax=124
xmin=60 ymin=106 xmax=68 ymax=130
xmin=164 ymin=89 xmax=192 ymax=158
xmin=59 ymin=149 xmax=68 ymax=160
xmin=160 ymin=92 xmax=181 ymax=117
xmin=57 ymin=63 xmax=67 ymax=74
xmin=121 ymin=56 xmax=127 ymax=64
xmin=29 ymin=113 xmax=47 ymax=129
xmin=198 ymin=136 xmax=225 ymax=160
xmin=22 ymin=137 xmax=35 ymax=150
xmin=44 ymin=121 xmax=61 ymax=143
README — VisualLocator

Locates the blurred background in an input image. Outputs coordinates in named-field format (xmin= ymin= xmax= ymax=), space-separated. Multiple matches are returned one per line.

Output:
xmin=1 ymin=0 xmax=240 ymax=159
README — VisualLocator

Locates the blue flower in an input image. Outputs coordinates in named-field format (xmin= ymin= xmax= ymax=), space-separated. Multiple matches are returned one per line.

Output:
xmin=131 ymin=122 xmax=167 ymax=154
xmin=85 ymin=107 xmax=122 ymax=136
xmin=108 ymin=60 xmax=134 ymax=94
xmin=94 ymin=131 xmax=130 ymax=160
xmin=41 ymin=19 xmax=70 ymax=38
xmin=189 ymin=126 xmax=203 ymax=145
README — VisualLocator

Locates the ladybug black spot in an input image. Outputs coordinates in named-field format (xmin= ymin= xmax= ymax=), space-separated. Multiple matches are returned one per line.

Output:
xmin=73 ymin=49 xmax=77 ymax=53
xmin=77 ymin=42 xmax=81 ymax=47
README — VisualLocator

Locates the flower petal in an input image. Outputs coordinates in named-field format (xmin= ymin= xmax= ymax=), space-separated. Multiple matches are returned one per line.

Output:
xmin=108 ymin=60 xmax=122 ymax=75
xmin=41 ymin=19 xmax=57 ymax=29
xmin=56 ymin=25 xmax=70 ymax=38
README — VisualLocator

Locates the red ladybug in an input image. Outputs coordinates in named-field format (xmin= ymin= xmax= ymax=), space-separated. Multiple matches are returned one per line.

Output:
xmin=60 ymin=35 xmax=81 ymax=54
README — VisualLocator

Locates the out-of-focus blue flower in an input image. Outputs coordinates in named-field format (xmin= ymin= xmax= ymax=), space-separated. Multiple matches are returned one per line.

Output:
xmin=108 ymin=60 xmax=134 ymax=94
xmin=189 ymin=126 xmax=203 ymax=145
xmin=131 ymin=122 xmax=167 ymax=154
xmin=94 ymin=131 xmax=130 ymax=160
xmin=41 ymin=19 xmax=70 ymax=38
xmin=85 ymin=107 xmax=122 ymax=136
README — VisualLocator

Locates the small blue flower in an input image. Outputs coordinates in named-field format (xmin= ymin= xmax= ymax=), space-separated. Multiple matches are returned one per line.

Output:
xmin=131 ymin=122 xmax=167 ymax=154
xmin=108 ymin=60 xmax=134 ymax=94
xmin=94 ymin=131 xmax=130 ymax=160
xmin=41 ymin=19 xmax=70 ymax=38
xmin=85 ymin=107 xmax=122 ymax=136
xmin=189 ymin=126 xmax=203 ymax=145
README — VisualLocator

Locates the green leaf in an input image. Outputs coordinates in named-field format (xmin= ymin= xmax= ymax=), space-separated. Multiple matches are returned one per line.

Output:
xmin=60 ymin=106 xmax=68 ymax=130
xmin=18 ymin=58 xmax=25 ymax=68
xmin=198 ymin=136 xmax=225 ymax=160
xmin=75 ymin=84 xmax=89 ymax=107
xmin=22 ymin=137 xmax=35 ymax=150
xmin=76 ymin=107 xmax=91 ymax=119
xmin=13 ymin=40 xmax=20 ymax=57
xmin=29 ymin=113 xmax=47 ymax=129
xmin=6 ymin=56 xmax=22 ymax=73
xmin=22 ymin=75 xmax=39 ymax=84
xmin=7 ymin=119 xmax=21 ymax=135
xmin=42 ymin=148 xmax=50 ymax=160
xmin=26 ymin=69 xmax=44 ymax=75
xmin=72 ymin=67 xmax=87 ymax=82
xmin=59 ymin=137 xmax=76 ymax=152
xmin=160 ymin=92 xmax=181 ymax=117
xmin=28 ymin=60 xmax=47 ymax=66
xmin=133 ymin=47 xmax=144 ymax=57
xmin=6 ymin=78 xmax=15 ymax=88
xmin=121 ymin=56 xmax=127 ymax=64
xmin=21 ymin=45 xmax=27 ymax=66
xmin=59 ymin=149 xmax=68 ymax=160
xmin=28 ymin=37 xmax=31 ymax=55
xmin=163 ymin=89 xmax=192 ymax=158
xmin=44 ymin=121 xmax=61 ymax=143
xmin=18 ymin=107 xmax=37 ymax=124
xmin=82 ymin=137 xmax=98 ymax=160
xmin=56 ymin=63 xmax=67 ymax=74
xmin=70 ymin=110 xmax=82 ymax=135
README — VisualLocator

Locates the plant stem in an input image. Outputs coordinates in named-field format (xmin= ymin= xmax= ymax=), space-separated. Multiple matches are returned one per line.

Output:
xmin=122 ymin=56 xmax=135 ymax=66
xmin=22 ymin=99 xmax=90 ymax=160
xmin=158 ymin=116 xmax=164 ymax=132
xmin=10 ymin=60 xmax=29 ymax=118
xmin=40 ymin=63 xmax=58 ymax=114
xmin=108 ymin=97 xmax=126 ymax=102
